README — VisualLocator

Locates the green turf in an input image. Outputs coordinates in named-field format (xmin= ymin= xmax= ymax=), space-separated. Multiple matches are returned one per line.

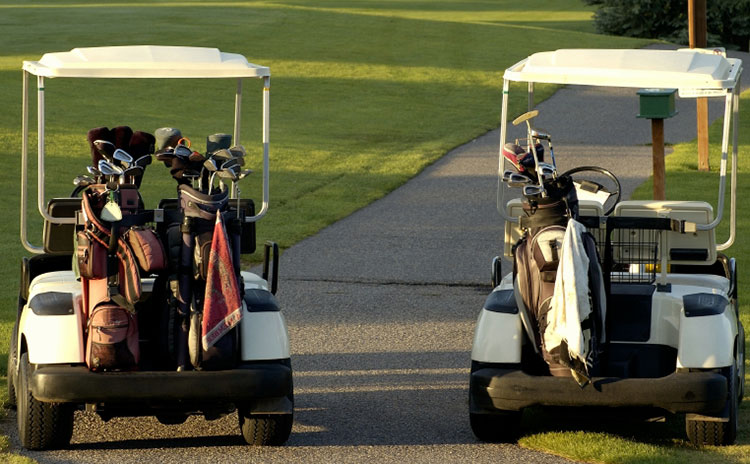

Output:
xmin=3 ymin=1 xmax=743 ymax=462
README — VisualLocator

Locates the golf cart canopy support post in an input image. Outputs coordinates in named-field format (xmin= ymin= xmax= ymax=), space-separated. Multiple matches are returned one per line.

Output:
xmin=497 ymin=48 xmax=742 ymax=250
xmin=20 ymin=46 xmax=271 ymax=254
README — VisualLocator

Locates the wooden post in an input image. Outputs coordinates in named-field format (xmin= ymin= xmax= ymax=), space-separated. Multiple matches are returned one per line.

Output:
xmin=652 ymin=119 xmax=666 ymax=200
xmin=689 ymin=0 xmax=710 ymax=171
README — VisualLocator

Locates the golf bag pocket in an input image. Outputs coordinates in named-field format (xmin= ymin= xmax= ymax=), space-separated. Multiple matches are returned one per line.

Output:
xmin=86 ymin=302 xmax=139 ymax=372
xmin=126 ymin=226 xmax=167 ymax=274
xmin=193 ymin=231 xmax=213 ymax=280
xmin=77 ymin=231 xmax=108 ymax=279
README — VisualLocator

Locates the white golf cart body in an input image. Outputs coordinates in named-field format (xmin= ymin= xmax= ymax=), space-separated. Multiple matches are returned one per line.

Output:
xmin=470 ymin=48 xmax=744 ymax=445
xmin=12 ymin=46 xmax=292 ymax=448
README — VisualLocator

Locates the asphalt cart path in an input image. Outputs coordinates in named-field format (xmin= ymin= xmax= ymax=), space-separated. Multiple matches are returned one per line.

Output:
xmin=6 ymin=47 xmax=748 ymax=464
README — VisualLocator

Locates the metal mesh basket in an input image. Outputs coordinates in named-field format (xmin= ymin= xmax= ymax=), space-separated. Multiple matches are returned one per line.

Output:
xmin=585 ymin=216 xmax=666 ymax=285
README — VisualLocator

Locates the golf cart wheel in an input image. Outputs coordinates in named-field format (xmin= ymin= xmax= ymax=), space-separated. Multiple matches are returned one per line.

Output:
xmin=17 ymin=353 xmax=74 ymax=450
xmin=6 ymin=321 xmax=18 ymax=409
xmin=469 ymin=411 xmax=521 ymax=443
xmin=685 ymin=366 xmax=738 ymax=446
xmin=238 ymin=412 xmax=293 ymax=446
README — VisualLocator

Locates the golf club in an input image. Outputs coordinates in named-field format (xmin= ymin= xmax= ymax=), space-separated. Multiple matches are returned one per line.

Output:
xmin=512 ymin=110 xmax=545 ymax=195
xmin=113 ymin=148 xmax=133 ymax=168
xmin=505 ymin=172 xmax=532 ymax=188
xmin=87 ymin=165 xmax=103 ymax=183
xmin=93 ymin=139 xmax=116 ymax=161
xmin=531 ymin=128 xmax=556 ymax=167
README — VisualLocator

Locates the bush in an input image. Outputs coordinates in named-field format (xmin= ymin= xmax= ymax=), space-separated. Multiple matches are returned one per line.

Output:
xmin=584 ymin=0 xmax=749 ymax=51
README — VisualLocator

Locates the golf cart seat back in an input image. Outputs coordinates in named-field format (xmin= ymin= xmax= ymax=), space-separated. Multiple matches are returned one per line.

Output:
xmin=503 ymin=198 xmax=603 ymax=259
xmin=43 ymin=198 xmax=82 ymax=255
xmin=612 ymin=200 xmax=716 ymax=266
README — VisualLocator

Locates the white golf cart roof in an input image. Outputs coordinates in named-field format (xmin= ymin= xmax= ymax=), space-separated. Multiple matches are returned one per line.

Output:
xmin=22 ymin=45 xmax=270 ymax=79
xmin=498 ymin=48 xmax=743 ymax=250
xmin=21 ymin=45 xmax=271 ymax=254
xmin=504 ymin=48 xmax=741 ymax=91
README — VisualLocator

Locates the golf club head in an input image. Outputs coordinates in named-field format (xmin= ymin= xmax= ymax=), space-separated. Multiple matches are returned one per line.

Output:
xmin=217 ymin=169 xmax=239 ymax=182
xmin=523 ymin=184 xmax=545 ymax=198
xmin=133 ymin=155 xmax=153 ymax=168
xmin=93 ymin=140 xmax=116 ymax=161
xmin=221 ymin=158 xmax=240 ymax=171
xmin=506 ymin=172 xmax=532 ymax=188
xmin=537 ymin=162 xmax=556 ymax=179
xmin=531 ymin=129 xmax=551 ymax=141
xmin=502 ymin=170 xmax=516 ymax=183
xmin=203 ymin=158 xmax=218 ymax=172
xmin=173 ymin=144 xmax=193 ymax=159
xmin=211 ymin=148 xmax=234 ymax=163
xmin=87 ymin=165 xmax=102 ymax=178
xmin=98 ymin=159 xmax=118 ymax=176
xmin=123 ymin=166 xmax=144 ymax=177
xmin=113 ymin=148 xmax=134 ymax=167
xmin=73 ymin=175 xmax=94 ymax=187
xmin=229 ymin=145 xmax=246 ymax=165
xmin=512 ymin=110 xmax=539 ymax=126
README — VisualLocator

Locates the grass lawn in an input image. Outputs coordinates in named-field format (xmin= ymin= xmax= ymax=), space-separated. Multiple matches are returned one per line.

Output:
xmin=2 ymin=0 xmax=746 ymax=462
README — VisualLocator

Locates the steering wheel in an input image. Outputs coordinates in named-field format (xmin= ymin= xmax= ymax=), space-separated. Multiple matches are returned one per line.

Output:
xmin=560 ymin=166 xmax=621 ymax=216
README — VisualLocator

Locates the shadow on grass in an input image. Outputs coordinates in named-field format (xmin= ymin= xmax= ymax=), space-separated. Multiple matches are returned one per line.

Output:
xmin=521 ymin=406 xmax=687 ymax=446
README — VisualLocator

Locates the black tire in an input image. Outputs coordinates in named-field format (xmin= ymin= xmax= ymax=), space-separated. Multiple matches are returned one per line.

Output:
xmin=238 ymin=413 xmax=293 ymax=446
xmin=685 ymin=366 xmax=738 ymax=446
xmin=469 ymin=410 xmax=521 ymax=443
xmin=6 ymin=321 xmax=18 ymax=409
xmin=469 ymin=371 xmax=521 ymax=443
xmin=17 ymin=353 xmax=74 ymax=450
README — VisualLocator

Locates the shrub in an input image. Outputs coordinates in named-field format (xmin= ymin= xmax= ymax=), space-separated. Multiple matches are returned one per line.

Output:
xmin=584 ymin=0 xmax=749 ymax=51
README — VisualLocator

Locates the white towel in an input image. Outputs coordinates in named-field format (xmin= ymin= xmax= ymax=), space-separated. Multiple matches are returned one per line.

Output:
xmin=544 ymin=219 xmax=592 ymax=367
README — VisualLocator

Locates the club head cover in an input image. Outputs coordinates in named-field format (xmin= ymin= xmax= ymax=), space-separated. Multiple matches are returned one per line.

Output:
xmin=87 ymin=127 xmax=113 ymax=165
xmin=129 ymin=131 xmax=156 ymax=158
xmin=206 ymin=133 xmax=232 ymax=155
xmin=112 ymin=125 xmax=134 ymax=151
xmin=520 ymin=143 xmax=544 ymax=169
xmin=155 ymin=127 xmax=182 ymax=154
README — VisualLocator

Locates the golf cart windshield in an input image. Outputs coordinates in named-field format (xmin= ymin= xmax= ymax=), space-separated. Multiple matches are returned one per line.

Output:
xmin=20 ymin=45 xmax=271 ymax=254
xmin=498 ymin=48 xmax=743 ymax=250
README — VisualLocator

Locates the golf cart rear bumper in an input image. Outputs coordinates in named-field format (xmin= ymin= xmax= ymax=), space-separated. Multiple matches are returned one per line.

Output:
xmin=31 ymin=362 xmax=292 ymax=409
xmin=471 ymin=368 xmax=727 ymax=415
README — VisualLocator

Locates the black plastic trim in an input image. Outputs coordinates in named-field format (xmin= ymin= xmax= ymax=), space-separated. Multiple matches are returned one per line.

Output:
xmin=28 ymin=292 xmax=74 ymax=316
xmin=470 ymin=368 xmax=727 ymax=415
xmin=483 ymin=289 xmax=518 ymax=314
xmin=670 ymin=248 xmax=709 ymax=261
xmin=244 ymin=289 xmax=279 ymax=312
xmin=683 ymin=293 xmax=729 ymax=317
xmin=31 ymin=362 xmax=292 ymax=405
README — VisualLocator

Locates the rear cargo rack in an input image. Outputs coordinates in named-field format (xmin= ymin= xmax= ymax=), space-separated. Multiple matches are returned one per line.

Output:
xmin=584 ymin=216 xmax=677 ymax=286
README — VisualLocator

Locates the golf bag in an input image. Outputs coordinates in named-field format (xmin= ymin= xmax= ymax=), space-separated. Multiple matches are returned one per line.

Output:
xmin=78 ymin=185 xmax=165 ymax=371
xmin=513 ymin=175 xmax=605 ymax=382
xmin=172 ymin=184 xmax=242 ymax=371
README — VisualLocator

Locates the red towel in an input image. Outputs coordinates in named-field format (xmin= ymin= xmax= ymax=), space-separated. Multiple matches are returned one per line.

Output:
xmin=202 ymin=212 xmax=242 ymax=350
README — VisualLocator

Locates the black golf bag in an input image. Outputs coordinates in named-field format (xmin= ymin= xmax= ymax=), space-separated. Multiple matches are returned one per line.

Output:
xmin=513 ymin=175 xmax=605 ymax=383
xmin=169 ymin=184 xmax=243 ymax=371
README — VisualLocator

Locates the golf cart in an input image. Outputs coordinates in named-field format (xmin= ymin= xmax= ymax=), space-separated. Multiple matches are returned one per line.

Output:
xmin=9 ymin=46 xmax=293 ymax=449
xmin=470 ymin=49 xmax=744 ymax=446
